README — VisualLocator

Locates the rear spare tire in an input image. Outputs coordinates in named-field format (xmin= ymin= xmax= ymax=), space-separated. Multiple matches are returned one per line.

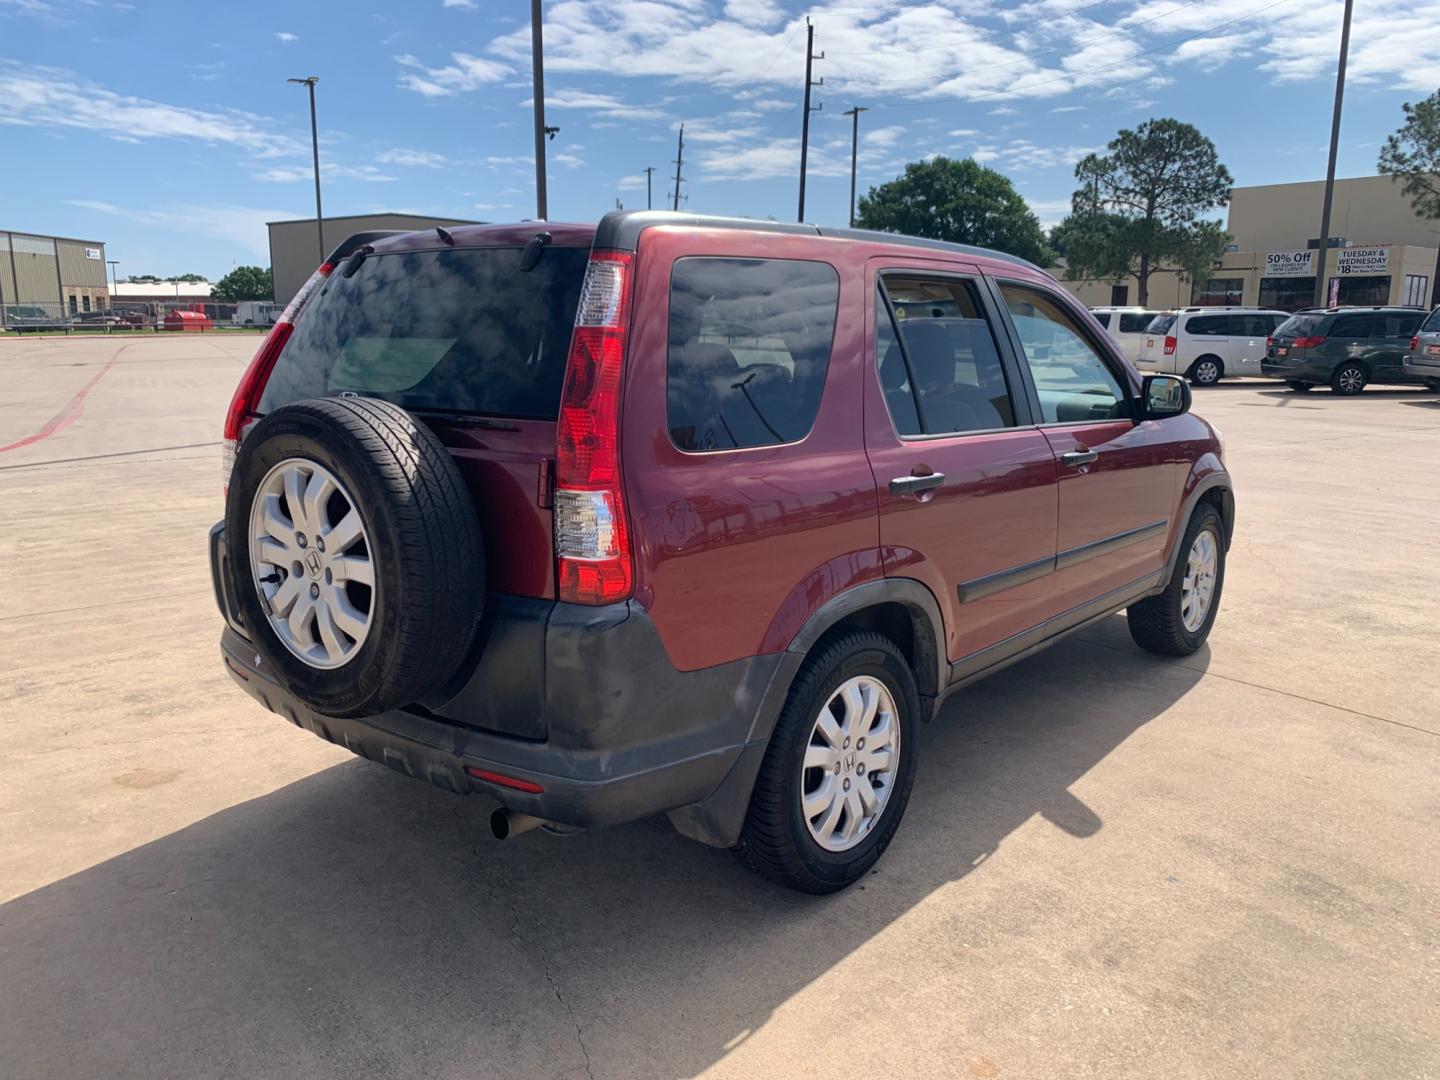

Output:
xmin=224 ymin=397 xmax=485 ymax=718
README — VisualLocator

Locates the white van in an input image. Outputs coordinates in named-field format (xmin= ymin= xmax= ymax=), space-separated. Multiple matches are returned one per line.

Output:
xmin=1135 ymin=307 xmax=1290 ymax=385
xmin=1088 ymin=306 xmax=1164 ymax=361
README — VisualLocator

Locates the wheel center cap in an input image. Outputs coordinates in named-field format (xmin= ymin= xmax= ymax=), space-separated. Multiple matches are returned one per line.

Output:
xmin=305 ymin=550 xmax=323 ymax=579
xmin=843 ymin=751 xmax=855 ymax=773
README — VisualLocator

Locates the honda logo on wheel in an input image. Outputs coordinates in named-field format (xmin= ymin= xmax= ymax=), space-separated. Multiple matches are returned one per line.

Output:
xmin=305 ymin=551 xmax=322 ymax=578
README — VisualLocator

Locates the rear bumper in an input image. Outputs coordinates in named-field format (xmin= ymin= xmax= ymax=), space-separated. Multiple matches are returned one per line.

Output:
xmin=212 ymin=522 xmax=793 ymax=841
xmin=1403 ymin=354 xmax=1440 ymax=380
xmin=1262 ymin=355 xmax=1331 ymax=381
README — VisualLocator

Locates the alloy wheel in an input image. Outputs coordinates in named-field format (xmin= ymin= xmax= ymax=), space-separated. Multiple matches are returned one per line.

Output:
xmin=1181 ymin=528 xmax=1218 ymax=633
xmin=801 ymin=675 xmax=901 ymax=852
xmin=248 ymin=457 xmax=375 ymax=669
xmin=1193 ymin=359 xmax=1220 ymax=385
xmin=1336 ymin=365 xmax=1365 ymax=393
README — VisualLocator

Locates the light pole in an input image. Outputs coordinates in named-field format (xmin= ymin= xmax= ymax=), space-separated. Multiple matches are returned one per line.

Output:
xmin=842 ymin=106 xmax=867 ymax=228
xmin=287 ymin=76 xmax=325 ymax=263
xmin=1312 ymin=0 xmax=1353 ymax=309
xmin=531 ymin=0 xmax=548 ymax=220
xmin=106 ymin=260 xmax=118 ymax=308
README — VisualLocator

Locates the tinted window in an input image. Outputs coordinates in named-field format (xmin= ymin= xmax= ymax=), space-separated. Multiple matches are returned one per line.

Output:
xmin=1088 ymin=309 xmax=1113 ymax=329
xmin=1380 ymin=311 xmax=1424 ymax=337
xmin=999 ymin=283 xmax=1129 ymax=423
xmin=880 ymin=275 xmax=1016 ymax=435
xmin=1329 ymin=313 xmax=1374 ymax=338
xmin=261 ymin=246 xmax=588 ymax=419
xmin=667 ymin=257 xmax=838 ymax=452
xmin=876 ymin=289 xmax=921 ymax=436
xmin=1275 ymin=313 xmax=1324 ymax=337
xmin=1422 ymin=308 xmax=1440 ymax=332
xmin=1118 ymin=312 xmax=1153 ymax=333
xmin=1146 ymin=313 xmax=1177 ymax=335
xmin=1186 ymin=314 xmax=1230 ymax=336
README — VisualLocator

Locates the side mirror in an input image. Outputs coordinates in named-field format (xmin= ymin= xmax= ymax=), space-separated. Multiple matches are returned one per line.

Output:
xmin=1141 ymin=373 xmax=1190 ymax=420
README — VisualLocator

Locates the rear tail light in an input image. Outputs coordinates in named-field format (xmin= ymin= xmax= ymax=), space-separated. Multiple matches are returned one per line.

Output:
xmin=554 ymin=250 xmax=634 ymax=605
xmin=1410 ymin=335 xmax=1420 ymax=351
xmin=1265 ymin=336 xmax=1273 ymax=349
xmin=1291 ymin=335 xmax=1326 ymax=349
xmin=1163 ymin=335 xmax=1177 ymax=356
xmin=222 ymin=261 xmax=334 ymax=494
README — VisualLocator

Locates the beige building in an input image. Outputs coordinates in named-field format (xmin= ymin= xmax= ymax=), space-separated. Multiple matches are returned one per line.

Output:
xmin=268 ymin=212 xmax=480 ymax=304
xmin=0 ymin=230 xmax=110 ymax=318
xmin=1060 ymin=175 xmax=1440 ymax=312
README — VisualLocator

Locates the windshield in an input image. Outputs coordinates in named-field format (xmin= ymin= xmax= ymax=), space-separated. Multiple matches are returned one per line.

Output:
xmin=1421 ymin=308 xmax=1440 ymax=332
xmin=260 ymin=245 xmax=589 ymax=420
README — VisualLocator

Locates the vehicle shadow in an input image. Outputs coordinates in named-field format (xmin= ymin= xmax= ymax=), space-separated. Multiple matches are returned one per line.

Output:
xmin=1398 ymin=398 xmax=1440 ymax=409
xmin=0 ymin=615 xmax=1206 ymax=1080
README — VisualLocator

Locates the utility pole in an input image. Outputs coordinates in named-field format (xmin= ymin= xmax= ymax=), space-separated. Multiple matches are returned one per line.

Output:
xmin=106 ymin=260 xmax=119 ymax=308
xmin=672 ymin=125 xmax=685 ymax=212
xmin=797 ymin=18 xmax=824 ymax=223
xmin=1312 ymin=0 xmax=1353 ymax=309
xmin=286 ymin=77 xmax=323 ymax=263
xmin=842 ymin=105 xmax=867 ymax=228
xmin=530 ymin=0 xmax=548 ymax=219
xmin=643 ymin=166 xmax=655 ymax=210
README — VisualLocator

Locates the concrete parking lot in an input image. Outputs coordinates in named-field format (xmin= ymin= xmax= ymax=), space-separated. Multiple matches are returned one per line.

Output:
xmin=1 ymin=334 xmax=1437 ymax=1079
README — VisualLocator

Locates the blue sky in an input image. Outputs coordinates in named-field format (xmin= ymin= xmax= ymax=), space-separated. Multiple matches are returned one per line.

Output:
xmin=2 ymin=0 xmax=1435 ymax=280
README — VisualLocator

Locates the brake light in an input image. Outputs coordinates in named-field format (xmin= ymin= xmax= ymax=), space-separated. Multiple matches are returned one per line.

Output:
xmin=221 ymin=262 xmax=334 ymax=493
xmin=1265 ymin=336 xmax=1273 ymax=349
xmin=1410 ymin=335 xmax=1420 ymax=350
xmin=554 ymin=250 xmax=634 ymax=605
xmin=1163 ymin=335 xmax=1177 ymax=356
xmin=1291 ymin=335 xmax=1326 ymax=349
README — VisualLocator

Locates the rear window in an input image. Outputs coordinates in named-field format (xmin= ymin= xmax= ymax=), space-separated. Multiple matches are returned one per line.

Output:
xmin=667 ymin=257 xmax=839 ymax=452
xmin=1145 ymin=314 xmax=1176 ymax=335
xmin=1422 ymin=308 xmax=1440 ymax=332
xmin=260 ymin=245 xmax=589 ymax=419
xmin=1275 ymin=314 xmax=1324 ymax=337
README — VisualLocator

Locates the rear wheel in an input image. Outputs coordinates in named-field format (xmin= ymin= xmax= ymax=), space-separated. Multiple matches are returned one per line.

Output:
xmin=1286 ymin=380 xmax=1312 ymax=392
xmin=1189 ymin=355 xmax=1223 ymax=387
xmin=1332 ymin=362 xmax=1368 ymax=395
xmin=1127 ymin=504 xmax=1225 ymax=657
xmin=735 ymin=632 xmax=920 ymax=893
xmin=1424 ymin=379 xmax=1440 ymax=393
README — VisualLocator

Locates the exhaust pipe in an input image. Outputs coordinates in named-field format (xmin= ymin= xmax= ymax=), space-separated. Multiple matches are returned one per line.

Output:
xmin=490 ymin=807 xmax=546 ymax=840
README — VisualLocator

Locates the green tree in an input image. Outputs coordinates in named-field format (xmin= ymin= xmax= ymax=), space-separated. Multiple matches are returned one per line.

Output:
xmin=212 ymin=266 xmax=274 ymax=302
xmin=165 ymin=273 xmax=208 ymax=283
xmin=856 ymin=156 xmax=1052 ymax=265
xmin=1059 ymin=119 xmax=1232 ymax=306
xmin=1378 ymin=90 xmax=1440 ymax=306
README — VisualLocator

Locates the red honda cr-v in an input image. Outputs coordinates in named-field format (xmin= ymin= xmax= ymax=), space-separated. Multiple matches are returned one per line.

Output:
xmin=211 ymin=211 xmax=1232 ymax=892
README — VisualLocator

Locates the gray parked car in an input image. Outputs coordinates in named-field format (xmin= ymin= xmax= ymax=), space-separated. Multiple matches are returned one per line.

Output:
xmin=1403 ymin=307 xmax=1440 ymax=391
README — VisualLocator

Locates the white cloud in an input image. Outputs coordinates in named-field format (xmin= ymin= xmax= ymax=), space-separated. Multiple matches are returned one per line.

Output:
xmin=616 ymin=173 xmax=649 ymax=190
xmin=376 ymin=147 xmax=448 ymax=167
xmin=948 ymin=128 xmax=980 ymax=137
xmin=969 ymin=138 xmax=1100 ymax=172
xmin=65 ymin=199 xmax=294 ymax=260
xmin=395 ymin=52 xmax=509 ymax=96
xmin=0 ymin=61 xmax=302 ymax=156
xmin=522 ymin=89 xmax=667 ymax=121
xmin=254 ymin=163 xmax=397 ymax=183
xmin=275 ymin=31 xmax=297 ymax=43
xmin=723 ymin=0 xmax=784 ymax=27
xmin=442 ymin=0 xmax=474 ymax=7
xmin=553 ymin=151 xmax=586 ymax=168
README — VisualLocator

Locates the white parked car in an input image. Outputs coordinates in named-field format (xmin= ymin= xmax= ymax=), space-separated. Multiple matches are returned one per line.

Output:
xmin=1135 ymin=307 xmax=1289 ymax=386
xmin=1088 ymin=306 xmax=1164 ymax=360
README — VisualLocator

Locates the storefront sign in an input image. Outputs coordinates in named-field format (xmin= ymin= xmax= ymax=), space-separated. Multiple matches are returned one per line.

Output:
xmin=1337 ymin=246 xmax=1389 ymax=275
xmin=1264 ymin=250 xmax=1315 ymax=277
xmin=84 ymin=248 xmax=101 ymax=260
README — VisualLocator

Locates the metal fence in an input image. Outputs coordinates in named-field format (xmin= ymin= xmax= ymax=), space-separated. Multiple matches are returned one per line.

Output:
xmin=1 ymin=300 xmax=279 ymax=334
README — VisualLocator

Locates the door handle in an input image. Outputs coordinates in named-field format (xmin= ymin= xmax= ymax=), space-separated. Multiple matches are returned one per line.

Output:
xmin=1061 ymin=449 xmax=1098 ymax=467
xmin=890 ymin=472 xmax=946 ymax=495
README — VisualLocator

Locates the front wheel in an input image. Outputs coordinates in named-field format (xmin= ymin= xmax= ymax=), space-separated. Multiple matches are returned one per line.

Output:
xmin=1332 ymin=362 xmax=1368 ymax=395
xmin=1127 ymin=504 xmax=1225 ymax=657
xmin=735 ymin=632 xmax=921 ymax=893
xmin=1189 ymin=356 xmax=1223 ymax=387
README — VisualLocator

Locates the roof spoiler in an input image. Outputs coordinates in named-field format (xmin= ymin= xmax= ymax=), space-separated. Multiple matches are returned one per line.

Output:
xmin=324 ymin=230 xmax=406 ymax=265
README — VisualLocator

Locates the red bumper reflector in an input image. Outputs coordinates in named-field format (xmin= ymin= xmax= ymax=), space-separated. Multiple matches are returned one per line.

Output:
xmin=222 ymin=655 xmax=250 ymax=681
xmin=465 ymin=767 xmax=544 ymax=794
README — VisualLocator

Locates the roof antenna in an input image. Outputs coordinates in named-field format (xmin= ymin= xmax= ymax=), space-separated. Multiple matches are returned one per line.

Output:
xmin=435 ymin=226 xmax=455 ymax=246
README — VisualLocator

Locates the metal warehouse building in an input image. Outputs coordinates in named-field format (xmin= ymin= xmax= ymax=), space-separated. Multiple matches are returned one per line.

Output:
xmin=268 ymin=213 xmax=480 ymax=304
xmin=1062 ymin=175 xmax=1440 ymax=312
xmin=1 ymin=230 xmax=109 ymax=318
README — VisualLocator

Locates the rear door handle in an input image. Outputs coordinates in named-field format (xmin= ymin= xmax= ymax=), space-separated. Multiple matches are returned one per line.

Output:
xmin=1061 ymin=450 xmax=1098 ymax=467
xmin=889 ymin=472 xmax=946 ymax=495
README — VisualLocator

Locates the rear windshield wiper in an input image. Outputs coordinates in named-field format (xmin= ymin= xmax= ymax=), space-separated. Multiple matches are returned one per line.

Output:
xmin=520 ymin=231 xmax=552 ymax=272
